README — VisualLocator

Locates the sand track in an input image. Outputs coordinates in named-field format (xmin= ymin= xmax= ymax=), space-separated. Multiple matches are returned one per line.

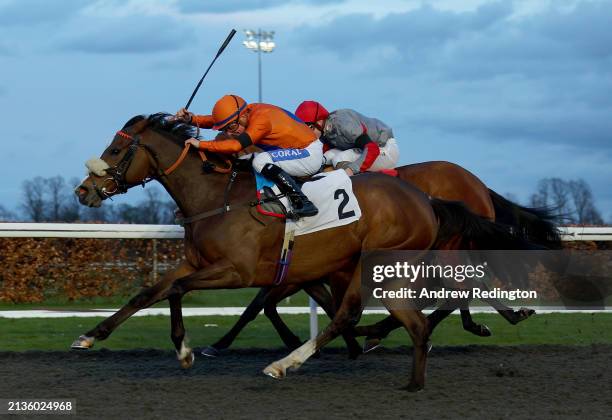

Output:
xmin=1 ymin=345 xmax=610 ymax=419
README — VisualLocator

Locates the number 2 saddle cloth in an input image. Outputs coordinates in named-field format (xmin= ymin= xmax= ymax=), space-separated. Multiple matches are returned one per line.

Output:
xmin=255 ymin=169 xmax=362 ymax=236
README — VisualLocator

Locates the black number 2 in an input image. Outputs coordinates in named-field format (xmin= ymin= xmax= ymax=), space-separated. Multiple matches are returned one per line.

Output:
xmin=334 ymin=189 xmax=356 ymax=220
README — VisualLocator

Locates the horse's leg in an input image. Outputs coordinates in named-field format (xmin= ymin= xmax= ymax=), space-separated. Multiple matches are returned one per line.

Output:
xmin=428 ymin=297 xmax=492 ymax=337
xmin=169 ymin=293 xmax=194 ymax=369
xmin=355 ymin=298 xmax=491 ymax=352
xmin=262 ymin=268 xmax=364 ymax=379
xmin=304 ymin=281 xmax=362 ymax=359
xmin=459 ymin=305 xmax=492 ymax=337
xmin=386 ymin=308 xmax=430 ymax=392
xmin=209 ymin=282 xmax=336 ymax=354
xmin=70 ymin=261 xmax=196 ymax=349
xmin=203 ymin=287 xmax=272 ymax=356
xmin=353 ymin=316 xmax=402 ymax=353
xmin=427 ymin=307 xmax=454 ymax=333
xmin=482 ymin=296 xmax=535 ymax=325
xmin=263 ymin=284 xmax=307 ymax=350
xmin=144 ymin=261 xmax=258 ymax=366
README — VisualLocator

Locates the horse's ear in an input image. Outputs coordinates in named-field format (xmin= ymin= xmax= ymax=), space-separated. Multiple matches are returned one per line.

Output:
xmin=129 ymin=118 xmax=149 ymax=134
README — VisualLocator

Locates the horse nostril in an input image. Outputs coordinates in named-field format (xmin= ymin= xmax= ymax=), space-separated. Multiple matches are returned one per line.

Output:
xmin=76 ymin=186 xmax=88 ymax=197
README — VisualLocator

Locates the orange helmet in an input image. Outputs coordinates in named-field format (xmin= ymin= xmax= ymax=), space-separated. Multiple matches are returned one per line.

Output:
xmin=294 ymin=100 xmax=329 ymax=124
xmin=212 ymin=94 xmax=248 ymax=130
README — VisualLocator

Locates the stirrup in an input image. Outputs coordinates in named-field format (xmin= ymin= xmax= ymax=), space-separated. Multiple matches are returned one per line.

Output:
xmin=286 ymin=199 xmax=318 ymax=219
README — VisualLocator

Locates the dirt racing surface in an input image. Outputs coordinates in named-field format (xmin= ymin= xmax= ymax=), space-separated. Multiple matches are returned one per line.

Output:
xmin=0 ymin=345 xmax=610 ymax=419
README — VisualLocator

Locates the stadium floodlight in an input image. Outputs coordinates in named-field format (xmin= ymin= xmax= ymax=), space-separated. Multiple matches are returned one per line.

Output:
xmin=243 ymin=29 xmax=276 ymax=102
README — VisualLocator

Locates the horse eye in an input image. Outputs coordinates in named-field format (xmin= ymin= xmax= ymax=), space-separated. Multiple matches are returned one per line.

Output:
xmin=110 ymin=148 xmax=120 ymax=155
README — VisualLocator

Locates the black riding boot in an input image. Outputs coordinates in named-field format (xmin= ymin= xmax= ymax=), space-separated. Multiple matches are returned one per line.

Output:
xmin=261 ymin=163 xmax=318 ymax=218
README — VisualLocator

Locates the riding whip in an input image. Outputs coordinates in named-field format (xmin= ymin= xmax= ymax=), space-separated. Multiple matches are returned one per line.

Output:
xmin=185 ymin=29 xmax=237 ymax=110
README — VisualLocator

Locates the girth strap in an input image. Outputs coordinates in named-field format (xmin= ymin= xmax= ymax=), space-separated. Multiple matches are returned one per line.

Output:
xmin=273 ymin=223 xmax=296 ymax=285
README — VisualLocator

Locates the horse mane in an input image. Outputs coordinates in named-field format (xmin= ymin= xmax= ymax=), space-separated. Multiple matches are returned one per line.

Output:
xmin=122 ymin=113 xmax=202 ymax=148
xmin=122 ymin=113 xmax=233 ymax=169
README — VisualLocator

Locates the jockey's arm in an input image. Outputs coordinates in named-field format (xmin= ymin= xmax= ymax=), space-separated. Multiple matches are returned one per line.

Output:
xmin=335 ymin=112 xmax=381 ymax=173
xmin=191 ymin=114 xmax=215 ymax=129
xmin=197 ymin=117 xmax=269 ymax=154
xmin=347 ymin=134 xmax=381 ymax=173
xmin=197 ymin=132 xmax=254 ymax=154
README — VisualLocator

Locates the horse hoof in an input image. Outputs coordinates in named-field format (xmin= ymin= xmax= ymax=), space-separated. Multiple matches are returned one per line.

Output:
xmin=201 ymin=346 xmax=221 ymax=358
xmin=400 ymin=382 xmax=424 ymax=392
xmin=179 ymin=351 xmax=195 ymax=369
xmin=518 ymin=307 xmax=536 ymax=320
xmin=479 ymin=325 xmax=492 ymax=337
xmin=363 ymin=337 xmax=382 ymax=354
xmin=263 ymin=363 xmax=286 ymax=379
xmin=70 ymin=335 xmax=94 ymax=350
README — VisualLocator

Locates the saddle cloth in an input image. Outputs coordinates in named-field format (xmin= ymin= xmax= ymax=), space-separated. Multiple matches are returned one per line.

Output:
xmin=256 ymin=169 xmax=362 ymax=236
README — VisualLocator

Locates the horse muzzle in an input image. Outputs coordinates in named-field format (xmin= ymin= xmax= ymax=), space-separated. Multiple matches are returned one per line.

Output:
xmin=75 ymin=184 xmax=103 ymax=208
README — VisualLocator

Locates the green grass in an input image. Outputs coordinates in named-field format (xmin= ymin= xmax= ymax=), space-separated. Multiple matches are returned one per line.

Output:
xmin=0 ymin=313 xmax=610 ymax=352
xmin=0 ymin=289 xmax=310 ymax=310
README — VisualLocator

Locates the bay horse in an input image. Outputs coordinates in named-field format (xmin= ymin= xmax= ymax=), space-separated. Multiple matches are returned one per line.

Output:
xmin=199 ymin=162 xmax=560 ymax=356
xmin=74 ymin=113 xmax=538 ymax=391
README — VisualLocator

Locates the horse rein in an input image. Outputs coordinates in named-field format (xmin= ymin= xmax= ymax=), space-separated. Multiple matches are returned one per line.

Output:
xmin=92 ymin=128 xmax=233 ymax=199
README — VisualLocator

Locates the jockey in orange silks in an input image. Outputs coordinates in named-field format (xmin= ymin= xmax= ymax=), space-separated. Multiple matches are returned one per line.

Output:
xmin=175 ymin=95 xmax=323 ymax=218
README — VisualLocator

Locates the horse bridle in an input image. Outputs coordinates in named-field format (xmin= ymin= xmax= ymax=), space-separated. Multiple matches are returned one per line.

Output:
xmin=91 ymin=128 xmax=232 ymax=200
xmin=89 ymin=130 xmax=149 ymax=199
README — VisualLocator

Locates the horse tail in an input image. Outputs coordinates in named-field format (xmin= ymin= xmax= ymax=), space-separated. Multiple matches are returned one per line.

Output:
xmin=431 ymin=198 xmax=545 ymax=251
xmin=488 ymin=188 xmax=562 ymax=249
xmin=431 ymin=198 xmax=547 ymax=288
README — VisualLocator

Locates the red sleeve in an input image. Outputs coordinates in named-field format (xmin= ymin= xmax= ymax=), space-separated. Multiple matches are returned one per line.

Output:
xmin=198 ymin=139 xmax=243 ymax=153
xmin=360 ymin=142 xmax=380 ymax=172
xmin=191 ymin=115 xmax=215 ymax=129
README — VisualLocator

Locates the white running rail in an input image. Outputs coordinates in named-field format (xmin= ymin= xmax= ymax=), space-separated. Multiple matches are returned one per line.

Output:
xmin=1 ymin=223 xmax=611 ymax=240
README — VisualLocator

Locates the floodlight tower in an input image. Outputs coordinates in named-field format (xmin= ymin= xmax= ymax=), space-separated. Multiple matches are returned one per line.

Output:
xmin=243 ymin=29 xmax=276 ymax=103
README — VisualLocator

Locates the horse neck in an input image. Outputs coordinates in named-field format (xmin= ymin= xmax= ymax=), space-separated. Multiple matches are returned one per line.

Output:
xmin=149 ymin=134 xmax=253 ymax=217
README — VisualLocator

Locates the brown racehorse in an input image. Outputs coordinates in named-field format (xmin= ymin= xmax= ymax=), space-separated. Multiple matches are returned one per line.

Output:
xmin=199 ymin=162 xmax=560 ymax=357
xmin=73 ymin=113 xmax=538 ymax=391
xmin=355 ymin=163 xmax=560 ymax=349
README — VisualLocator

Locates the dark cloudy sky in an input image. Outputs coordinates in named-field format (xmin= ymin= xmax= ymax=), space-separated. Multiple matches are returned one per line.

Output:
xmin=1 ymin=0 xmax=610 ymax=220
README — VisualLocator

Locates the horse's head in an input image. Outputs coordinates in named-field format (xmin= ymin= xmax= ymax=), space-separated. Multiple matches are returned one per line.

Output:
xmin=75 ymin=115 xmax=160 ymax=207
xmin=76 ymin=113 xmax=233 ymax=208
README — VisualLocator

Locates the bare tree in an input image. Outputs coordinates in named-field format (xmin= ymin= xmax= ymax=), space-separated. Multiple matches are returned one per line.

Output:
xmin=141 ymin=188 xmax=162 ymax=224
xmin=159 ymin=200 xmax=178 ymax=224
xmin=114 ymin=203 xmax=140 ymax=223
xmin=80 ymin=205 xmax=113 ymax=222
xmin=549 ymin=178 xmax=571 ymax=216
xmin=18 ymin=175 xmax=175 ymax=224
xmin=59 ymin=177 xmax=82 ymax=222
xmin=568 ymin=180 xmax=603 ymax=224
xmin=111 ymin=188 xmax=175 ymax=224
xmin=530 ymin=180 xmax=549 ymax=208
xmin=531 ymin=177 xmax=603 ymax=224
xmin=45 ymin=175 xmax=65 ymax=221
xmin=21 ymin=177 xmax=47 ymax=222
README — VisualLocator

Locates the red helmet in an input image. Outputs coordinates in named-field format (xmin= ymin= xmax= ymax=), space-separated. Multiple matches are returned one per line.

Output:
xmin=294 ymin=101 xmax=329 ymax=124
